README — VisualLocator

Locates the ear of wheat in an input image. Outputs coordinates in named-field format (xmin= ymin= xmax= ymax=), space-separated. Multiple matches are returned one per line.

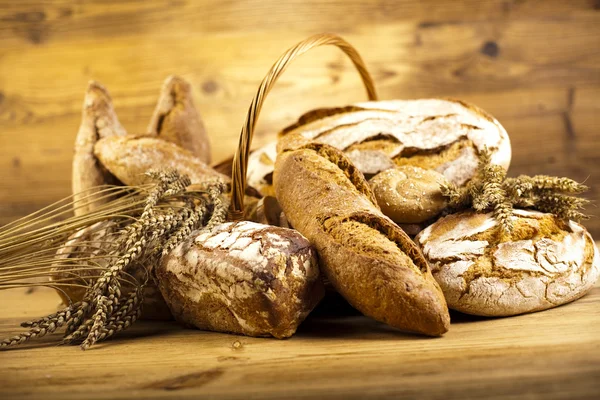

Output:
xmin=440 ymin=148 xmax=589 ymax=236
xmin=0 ymin=169 xmax=229 ymax=350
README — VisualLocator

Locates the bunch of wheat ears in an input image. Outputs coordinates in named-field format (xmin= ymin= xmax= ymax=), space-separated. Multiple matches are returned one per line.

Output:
xmin=441 ymin=148 xmax=589 ymax=234
xmin=0 ymin=169 xmax=228 ymax=350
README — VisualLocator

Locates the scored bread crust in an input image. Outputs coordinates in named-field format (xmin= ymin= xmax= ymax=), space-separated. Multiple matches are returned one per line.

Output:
xmin=156 ymin=221 xmax=324 ymax=338
xmin=94 ymin=135 xmax=227 ymax=186
xmin=248 ymin=98 xmax=511 ymax=197
xmin=274 ymin=141 xmax=450 ymax=336
xmin=416 ymin=210 xmax=600 ymax=316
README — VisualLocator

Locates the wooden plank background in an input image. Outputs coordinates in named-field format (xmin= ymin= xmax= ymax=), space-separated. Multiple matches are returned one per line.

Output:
xmin=0 ymin=0 xmax=599 ymax=236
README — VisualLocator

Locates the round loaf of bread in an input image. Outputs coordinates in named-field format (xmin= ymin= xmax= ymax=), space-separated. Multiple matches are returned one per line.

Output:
xmin=415 ymin=210 xmax=599 ymax=316
xmin=369 ymin=166 xmax=448 ymax=224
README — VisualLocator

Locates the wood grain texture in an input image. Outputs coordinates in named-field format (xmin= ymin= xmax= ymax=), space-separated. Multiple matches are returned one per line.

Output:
xmin=0 ymin=0 xmax=599 ymax=236
xmin=0 ymin=282 xmax=599 ymax=399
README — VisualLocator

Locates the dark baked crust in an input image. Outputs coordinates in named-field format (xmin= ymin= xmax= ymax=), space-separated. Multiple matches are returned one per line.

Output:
xmin=156 ymin=221 xmax=324 ymax=338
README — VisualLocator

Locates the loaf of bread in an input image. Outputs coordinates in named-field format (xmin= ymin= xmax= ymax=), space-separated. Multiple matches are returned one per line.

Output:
xmin=274 ymin=141 xmax=450 ymax=336
xmin=248 ymin=98 xmax=511 ymax=197
xmin=72 ymin=82 xmax=127 ymax=215
xmin=156 ymin=221 xmax=324 ymax=338
xmin=147 ymin=75 xmax=212 ymax=164
xmin=369 ymin=166 xmax=449 ymax=224
xmin=51 ymin=221 xmax=172 ymax=320
xmin=94 ymin=135 xmax=227 ymax=186
xmin=416 ymin=210 xmax=600 ymax=316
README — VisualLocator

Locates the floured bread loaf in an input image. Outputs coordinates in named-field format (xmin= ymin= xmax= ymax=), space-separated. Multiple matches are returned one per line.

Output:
xmin=247 ymin=98 xmax=511 ymax=196
xmin=51 ymin=221 xmax=172 ymax=320
xmin=147 ymin=75 xmax=212 ymax=163
xmin=94 ymin=135 xmax=227 ymax=186
xmin=72 ymin=82 xmax=127 ymax=215
xmin=156 ymin=221 xmax=324 ymax=338
xmin=416 ymin=210 xmax=600 ymax=316
xmin=274 ymin=141 xmax=450 ymax=336
xmin=369 ymin=166 xmax=448 ymax=224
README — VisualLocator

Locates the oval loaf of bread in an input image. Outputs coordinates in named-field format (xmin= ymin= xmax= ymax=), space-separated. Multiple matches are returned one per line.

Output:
xmin=156 ymin=221 xmax=324 ymax=338
xmin=274 ymin=141 xmax=450 ymax=336
xmin=94 ymin=135 xmax=227 ymax=186
xmin=248 ymin=98 xmax=511 ymax=196
xmin=416 ymin=210 xmax=600 ymax=316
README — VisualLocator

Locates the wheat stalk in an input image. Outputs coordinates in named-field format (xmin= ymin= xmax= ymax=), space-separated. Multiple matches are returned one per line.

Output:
xmin=0 ymin=169 xmax=229 ymax=350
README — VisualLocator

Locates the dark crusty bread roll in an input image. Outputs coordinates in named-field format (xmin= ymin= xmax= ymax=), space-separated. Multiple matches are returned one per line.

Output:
xmin=147 ymin=75 xmax=212 ymax=164
xmin=156 ymin=221 xmax=324 ymax=338
xmin=274 ymin=142 xmax=450 ymax=336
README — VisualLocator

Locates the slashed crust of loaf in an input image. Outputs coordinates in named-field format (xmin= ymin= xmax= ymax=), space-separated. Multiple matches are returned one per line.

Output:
xmin=416 ymin=210 xmax=600 ymax=316
xmin=156 ymin=221 xmax=324 ymax=338
xmin=147 ymin=75 xmax=211 ymax=164
xmin=72 ymin=82 xmax=127 ymax=215
xmin=94 ymin=135 xmax=227 ymax=186
xmin=51 ymin=221 xmax=172 ymax=320
xmin=247 ymin=98 xmax=510 ymax=198
xmin=274 ymin=143 xmax=450 ymax=336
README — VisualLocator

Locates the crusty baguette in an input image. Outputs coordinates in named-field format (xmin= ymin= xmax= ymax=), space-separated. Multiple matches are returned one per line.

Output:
xmin=94 ymin=135 xmax=227 ymax=186
xmin=274 ymin=142 xmax=450 ymax=336
xmin=147 ymin=75 xmax=211 ymax=163
xmin=156 ymin=221 xmax=324 ymax=338
xmin=72 ymin=81 xmax=127 ymax=215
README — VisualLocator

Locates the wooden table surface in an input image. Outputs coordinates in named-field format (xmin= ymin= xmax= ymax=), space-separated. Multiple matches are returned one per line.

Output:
xmin=1 ymin=1 xmax=600 ymax=399
xmin=1 ymin=281 xmax=599 ymax=400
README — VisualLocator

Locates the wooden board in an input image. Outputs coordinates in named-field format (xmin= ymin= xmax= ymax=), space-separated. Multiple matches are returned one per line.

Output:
xmin=1 ymin=0 xmax=599 ymax=236
xmin=1 ymin=282 xmax=599 ymax=399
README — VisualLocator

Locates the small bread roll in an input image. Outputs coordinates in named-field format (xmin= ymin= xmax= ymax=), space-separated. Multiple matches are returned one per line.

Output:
xmin=369 ymin=166 xmax=448 ymax=224
xmin=416 ymin=210 xmax=600 ymax=316
xmin=156 ymin=221 xmax=324 ymax=338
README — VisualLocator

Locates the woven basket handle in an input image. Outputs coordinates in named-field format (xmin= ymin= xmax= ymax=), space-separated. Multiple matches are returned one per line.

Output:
xmin=229 ymin=33 xmax=378 ymax=220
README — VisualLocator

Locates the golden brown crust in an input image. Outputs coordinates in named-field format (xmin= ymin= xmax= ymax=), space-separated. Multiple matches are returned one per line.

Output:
xmin=274 ymin=143 xmax=450 ymax=336
xmin=94 ymin=135 xmax=227 ymax=186
xmin=147 ymin=75 xmax=211 ymax=164
xmin=370 ymin=166 xmax=448 ymax=224
xmin=72 ymin=81 xmax=127 ymax=215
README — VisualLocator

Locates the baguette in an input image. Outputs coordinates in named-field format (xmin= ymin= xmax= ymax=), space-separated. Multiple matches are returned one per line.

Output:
xmin=156 ymin=221 xmax=324 ymax=338
xmin=147 ymin=75 xmax=212 ymax=163
xmin=274 ymin=142 xmax=450 ymax=336
xmin=72 ymin=82 xmax=127 ymax=215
